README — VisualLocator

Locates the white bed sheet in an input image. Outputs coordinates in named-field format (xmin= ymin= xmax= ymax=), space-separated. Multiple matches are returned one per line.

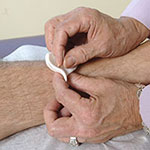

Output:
xmin=0 ymin=45 xmax=150 ymax=150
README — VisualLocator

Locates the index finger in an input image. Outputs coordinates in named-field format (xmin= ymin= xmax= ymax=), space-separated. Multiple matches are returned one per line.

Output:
xmin=52 ymin=73 xmax=87 ymax=116
xmin=52 ymin=17 xmax=89 ymax=66
xmin=45 ymin=14 xmax=67 ymax=52
xmin=43 ymin=99 xmax=61 ymax=132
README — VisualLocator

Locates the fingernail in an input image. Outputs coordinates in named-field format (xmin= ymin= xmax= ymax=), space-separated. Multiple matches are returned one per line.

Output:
xmin=56 ymin=59 xmax=61 ymax=67
xmin=64 ymin=56 xmax=76 ymax=68
xmin=57 ymin=63 xmax=61 ymax=67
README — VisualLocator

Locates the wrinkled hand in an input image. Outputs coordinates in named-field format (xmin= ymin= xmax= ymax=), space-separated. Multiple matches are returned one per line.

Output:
xmin=44 ymin=73 xmax=142 ymax=143
xmin=45 ymin=7 xmax=149 ymax=68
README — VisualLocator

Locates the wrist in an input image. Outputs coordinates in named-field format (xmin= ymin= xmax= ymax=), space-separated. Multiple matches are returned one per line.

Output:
xmin=119 ymin=17 xmax=150 ymax=51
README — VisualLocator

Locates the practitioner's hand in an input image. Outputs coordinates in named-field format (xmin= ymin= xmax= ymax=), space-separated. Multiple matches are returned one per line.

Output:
xmin=44 ymin=73 xmax=142 ymax=143
xmin=45 ymin=7 xmax=149 ymax=68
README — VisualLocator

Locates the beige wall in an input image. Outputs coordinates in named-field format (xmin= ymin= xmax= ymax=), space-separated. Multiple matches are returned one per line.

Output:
xmin=0 ymin=0 xmax=131 ymax=40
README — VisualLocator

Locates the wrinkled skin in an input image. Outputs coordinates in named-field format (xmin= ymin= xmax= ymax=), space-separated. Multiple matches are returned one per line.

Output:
xmin=45 ymin=7 xmax=149 ymax=68
xmin=44 ymin=7 xmax=149 ymax=144
xmin=44 ymin=73 xmax=142 ymax=143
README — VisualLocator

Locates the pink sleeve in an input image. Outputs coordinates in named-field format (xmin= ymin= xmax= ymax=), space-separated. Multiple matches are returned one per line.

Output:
xmin=121 ymin=0 xmax=150 ymax=30
xmin=140 ymin=85 xmax=150 ymax=128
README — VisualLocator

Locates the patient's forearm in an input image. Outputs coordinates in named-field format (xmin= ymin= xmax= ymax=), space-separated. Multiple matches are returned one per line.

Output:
xmin=1 ymin=41 xmax=150 ymax=140
xmin=78 ymin=41 xmax=150 ymax=84
xmin=0 ymin=60 xmax=101 ymax=140
xmin=0 ymin=61 xmax=54 ymax=140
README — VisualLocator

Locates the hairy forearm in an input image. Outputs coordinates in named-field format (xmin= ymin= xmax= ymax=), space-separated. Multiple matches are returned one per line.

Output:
xmin=0 ymin=60 xmax=103 ymax=139
xmin=1 ymin=41 xmax=150 ymax=139
xmin=0 ymin=61 xmax=54 ymax=140
xmin=78 ymin=40 xmax=150 ymax=85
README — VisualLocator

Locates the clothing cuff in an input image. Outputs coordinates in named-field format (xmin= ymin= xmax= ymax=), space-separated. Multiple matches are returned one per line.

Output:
xmin=121 ymin=0 xmax=150 ymax=30
xmin=139 ymin=85 xmax=150 ymax=128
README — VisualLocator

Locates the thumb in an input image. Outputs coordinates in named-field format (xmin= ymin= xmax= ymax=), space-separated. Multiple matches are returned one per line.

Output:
xmin=64 ymin=42 xmax=97 ymax=68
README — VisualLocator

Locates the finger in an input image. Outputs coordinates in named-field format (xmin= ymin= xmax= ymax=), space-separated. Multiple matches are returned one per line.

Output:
xmin=52 ymin=17 xmax=90 ymax=66
xmin=45 ymin=21 xmax=55 ymax=51
xmin=45 ymin=15 xmax=66 ymax=52
xmin=49 ymin=115 xmax=94 ymax=140
xmin=43 ymin=99 xmax=61 ymax=132
xmin=48 ymin=116 xmax=78 ymax=138
xmin=52 ymin=73 xmax=87 ymax=115
xmin=68 ymin=73 xmax=97 ymax=94
xmin=59 ymin=107 xmax=71 ymax=117
xmin=64 ymin=42 xmax=98 ymax=68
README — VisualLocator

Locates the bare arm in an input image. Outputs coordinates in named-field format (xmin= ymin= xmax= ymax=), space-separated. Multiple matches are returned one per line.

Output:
xmin=0 ymin=61 xmax=54 ymax=140
xmin=78 ymin=40 xmax=150 ymax=85
xmin=1 ymin=41 xmax=150 ymax=140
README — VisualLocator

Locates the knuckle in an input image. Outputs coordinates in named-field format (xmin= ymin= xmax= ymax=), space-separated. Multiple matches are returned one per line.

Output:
xmin=74 ymin=7 xmax=91 ymax=23
xmin=78 ymin=46 xmax=89 ymax=62
xmin=82 ymin=8 xmax=100 ymax=24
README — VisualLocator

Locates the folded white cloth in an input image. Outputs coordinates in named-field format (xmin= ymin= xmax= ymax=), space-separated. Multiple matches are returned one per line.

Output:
xmin=3 ymin=45 xmax=48 ymax=61
xmin=0 ymin=45 xmax=150 ymax=150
